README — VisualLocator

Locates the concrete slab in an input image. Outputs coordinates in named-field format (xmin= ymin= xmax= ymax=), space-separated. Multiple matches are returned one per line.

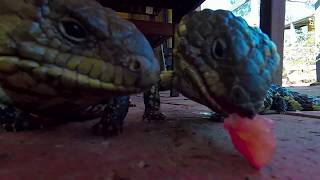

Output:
xmin=284 ymin=111 xmax=320 ymax=119
xmin=0 ymin=93 xmax=319 ymax=180
xmin=289 ymin=86 xmax=320 ymax=97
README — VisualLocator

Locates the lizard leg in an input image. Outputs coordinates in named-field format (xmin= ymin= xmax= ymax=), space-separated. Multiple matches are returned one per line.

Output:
xmin=92 ymin=96 xmax=130 ymax=137
xmin=271 ymin=95 xmax=288 ymax=113
xmin=0 ymin=104 xmax=43 ymax=132
xmin=143 ymin=83 xmax=166 ymax=121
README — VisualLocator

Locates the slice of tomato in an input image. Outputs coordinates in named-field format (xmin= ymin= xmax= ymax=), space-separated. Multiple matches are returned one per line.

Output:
xmin=224 ymin=114 xmax=276 ymax=169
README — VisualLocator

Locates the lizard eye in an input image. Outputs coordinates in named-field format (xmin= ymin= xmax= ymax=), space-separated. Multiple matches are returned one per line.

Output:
xmin=212 ymin=38 xmax=227 ymax=59
xmin=59 ymin=18 xmax=87 ymax=42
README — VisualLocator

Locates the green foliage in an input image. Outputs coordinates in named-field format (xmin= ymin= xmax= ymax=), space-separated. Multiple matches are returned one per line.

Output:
xmin=284 ymin=31 xmax=318 ymax=66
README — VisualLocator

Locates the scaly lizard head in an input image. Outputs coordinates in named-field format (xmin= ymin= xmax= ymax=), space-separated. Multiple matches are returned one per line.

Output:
xmin=0 ymin=0 xmax=159 ymax=102
xmin=174 ymin=9 xmax=280 ymax=117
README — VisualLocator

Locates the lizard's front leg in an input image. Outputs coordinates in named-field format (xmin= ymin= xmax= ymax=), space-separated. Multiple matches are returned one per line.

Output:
xmin=92 ymin=96 xmax=130 ymax=137
xmin=0 ymin=104 xmax=44 ymax=132
xmin=143 ymin=84 xmax=166 ymax=121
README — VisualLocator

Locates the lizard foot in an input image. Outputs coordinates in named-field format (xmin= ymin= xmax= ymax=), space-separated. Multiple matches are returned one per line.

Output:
xmin=0 ymin=105 xmax=43 ymax=132
xmin=271 ymin=95 xmax=288 ymax=113
xmin=92 ymin=118 xmax=122 ymax=137
xmin=92 ymin=96 xmax=129 ymax=137
xmin=143 ymin=110 xmax=166 ymax=122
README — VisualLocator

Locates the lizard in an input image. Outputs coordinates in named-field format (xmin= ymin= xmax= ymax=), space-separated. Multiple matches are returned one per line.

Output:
xmin=143 ymin=9 xmax=281 ymax=121
xmin=0 ymin=0 xmax=160 ymax=136
xmin=143 ymin=9 xmax=320 ymax=121
xmin=259 ymin=84 xmax=320 ymax=113
xmin=144 ymin=77 xmax=320 ymax=120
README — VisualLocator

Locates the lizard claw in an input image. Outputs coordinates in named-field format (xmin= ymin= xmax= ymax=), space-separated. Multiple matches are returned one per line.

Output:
xmin=143 ymin=110 xmax=166 ymax=122
xmin=92 ymin=96 xmax=129 ymax=137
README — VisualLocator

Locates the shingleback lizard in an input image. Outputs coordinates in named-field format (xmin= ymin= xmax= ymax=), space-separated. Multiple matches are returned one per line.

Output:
xmin=144 ymin=9 xmax=319 ymax=121
xmin=144 ymin=9 xmax=280 ymax=120
xmin=140 ymin=9 xmax=283 ymax=169
xmin=259 ymin=84 xmax=320 ymax=113
xmin=0 ymin=0 xmax=159 ymax=135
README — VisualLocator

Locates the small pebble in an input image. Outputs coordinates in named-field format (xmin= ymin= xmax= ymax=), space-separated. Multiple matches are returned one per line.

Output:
xmin=101 ymin=141 xmax=110 ymax=147
xmin=55 ymin=144 xmax=63 ymax=148
xmin=271 ymin=175 xmax=277 ymax=179
xmin=137 ymin=161 xmax=149 ymax=168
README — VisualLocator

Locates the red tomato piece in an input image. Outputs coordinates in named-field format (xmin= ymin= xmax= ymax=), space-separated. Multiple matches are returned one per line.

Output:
xmin=224 ymin=114 xmax=276 ymax=169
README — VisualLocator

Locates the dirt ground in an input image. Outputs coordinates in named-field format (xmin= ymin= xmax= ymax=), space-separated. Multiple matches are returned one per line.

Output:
xmin=0 ymin=89 xmax=319 ymax=180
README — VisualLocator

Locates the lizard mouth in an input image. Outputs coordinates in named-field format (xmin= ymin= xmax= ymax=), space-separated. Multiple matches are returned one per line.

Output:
xmin=180 ymin=58 xmax=261 ymax=117
xmin=177 ymin=57 xmax=223 ymax=111
xmin=0 ymin=54 xmax=141 ymax=96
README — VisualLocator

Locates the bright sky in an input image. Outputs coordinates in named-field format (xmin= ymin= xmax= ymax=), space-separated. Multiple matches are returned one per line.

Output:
xmin=200 ymin=0 xmax=315 ymax=24
xmin=201 ymin=0 xmax=231 ymax=10
xmin=286 ymin=1 xmax=314 ymax=23
xmin=200 ymin=0 xmax=259 ymax=26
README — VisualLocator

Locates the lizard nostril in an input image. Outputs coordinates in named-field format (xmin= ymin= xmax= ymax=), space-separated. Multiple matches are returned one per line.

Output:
xmin=129 ymin=59 xmax=141 ymax=72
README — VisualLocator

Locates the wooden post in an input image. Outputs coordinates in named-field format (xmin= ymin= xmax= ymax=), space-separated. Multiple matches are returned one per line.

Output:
xmin=260 ymin=0 xmax=286 ymax=86
xmin=170 ymin=11 xmax=180 ymax=97
xmin=317 ymin=60 xmax=320 ymax=82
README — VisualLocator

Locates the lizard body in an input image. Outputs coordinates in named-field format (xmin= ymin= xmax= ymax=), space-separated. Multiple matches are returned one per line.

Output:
xmin=0 ymin=0 xmax=159 ymax=134
xmin=144 ymin=9 xmax=280 ymax=120
xmin=144 ymin=9 xmax=319 ymax=121
xmin=259 ymin=84 xmax=320 ymax=113
xmin=174 ymin=9 xmax=279 ymax=117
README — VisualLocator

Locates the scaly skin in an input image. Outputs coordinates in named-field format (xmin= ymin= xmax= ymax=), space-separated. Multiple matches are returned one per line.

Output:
xmin=259 ymin=84 xmax=320 ymax=113
xmin=144 ymin=10 xmax=319 ymax=120
xmin=144 ymin=9 xmax=280 ymax=120
xmin=0 ymin=0 xmax=159 ymax=134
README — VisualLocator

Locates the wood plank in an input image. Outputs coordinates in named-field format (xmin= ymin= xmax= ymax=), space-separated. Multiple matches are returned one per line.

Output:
xmin=130 ymin=20 xmax=173 ymax=37
xmin=99 ymin=0 xmax=205 ymax=22
xmin=260 ymin=0 xmax=286 ymax=86
xmin=98 ymin=0 xmax=174 ymax=9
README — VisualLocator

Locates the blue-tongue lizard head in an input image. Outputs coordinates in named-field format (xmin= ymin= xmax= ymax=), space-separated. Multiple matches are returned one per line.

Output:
xmin=0 ymin=0 xmax=160 ymax=111
xmin=174 ymin=9 xmax=280 ymax=118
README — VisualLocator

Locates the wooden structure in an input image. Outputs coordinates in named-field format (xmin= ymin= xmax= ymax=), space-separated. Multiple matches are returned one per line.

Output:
xmin=260 ymin=0 xmax=286 ymax=85
xmin=98 ymin=0 xmax=205 ymax=96
xmin=98 ymin=0 xmax=205 ymax=47
xmin=284 ymin=15 xmax=314 ymax=30
xmin=99 ymin=0 xmax=286 ymax=86
xmin=317 ymin=60 xmax=320 ymax=82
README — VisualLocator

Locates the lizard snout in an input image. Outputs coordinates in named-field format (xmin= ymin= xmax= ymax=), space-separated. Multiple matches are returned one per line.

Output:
xmin=228 ymin=85 xmax=264 ymax=117
xmin=127 ymin=56 xmax=160 ymax=89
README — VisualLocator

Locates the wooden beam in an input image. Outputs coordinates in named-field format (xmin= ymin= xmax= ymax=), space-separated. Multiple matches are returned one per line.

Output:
xmin=99 ymin=0 xmax=205 ymax=23
xmin=98 ymin=0 xmax=175 ymax=9
xmin=130 ymin=20 xmax=173 ymax=37
xmin=148 ymin=35 xmax=170 ymax=48
xmin=317 ymin=60 xmax=320 ymax=82
xmin=260 ymin=0 xmax=286 ymax=86
xmin=99 ymin=0 xmax=204 ymax=11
